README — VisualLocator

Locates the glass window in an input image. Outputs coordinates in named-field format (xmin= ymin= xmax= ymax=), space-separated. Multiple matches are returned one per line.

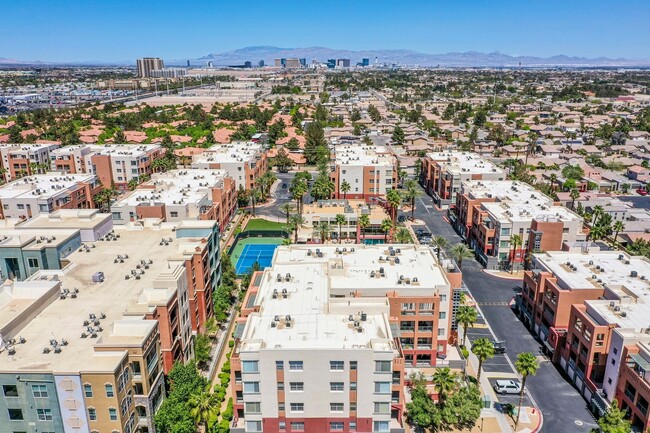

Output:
xmin=105 ymin=384 xmax=114 ymax=398
xmin=330 ymin=361 xmax=344 ymax=371
xmin=374 ymin=421 xmax=389 ymax=432
xmin=245 ymin=402 xmax=261 ymax=414
xmin=439 ymin=311 xmax=447 ymax=320
xmin=37 ymin=409 xmax=53 ymax=421
xmin=350 ymin=402 xmax=357 ymax=411
xmin=330 ymin=421 xmax=345 ymax=431
xmin=8 ymin=408 xmax=23 ymax=420
xmin=277 ymin=382 xmax=284 ymax=390
xmin=3 ymin=385 xmax=18 ymax=397
xmin=109 ymin=408 xmax=117 ymax=421
xmin=242 ymin=360 xmax=259 ymax=373
xmin=246 ymin=421 xmax=262 ymax=432
xmin=330 ymin=403 xmax=344 ymax=412
xmin=88 ymin=408 xmax=97 ymax=421
xmin=350 ymin=421 xmax=357 ymax=431
xmin=374 ymin=402 xmax=390 ymax=414
xmin=278 ymin=402 xmax=285 ymax=411
xmin=375 ymin=360 xmax=391 ymax=372
xmin=243 ymin=382 xmax=260 ymax=394
xmin=350 ymin=361 xmax=357 ymax=370
xmin=290 ymin=403 xmax=304 ymax=412
xmin=289 ymin=382 xmax=304 ymax=391
xmin=291 ymin=422 xmax=305 ymax=431
xmin=289 ymin=361 xmax=303 ymax=371
xmin=32 ymin=384 xmax=48 ymax=398
xmin=279 ymin=421 xmax=286 ymax=431
xmin=84 ymin=384 xmax=93 ymax=398
xmin=374 ymin=382 xmax=390 ymax=394
xmin=276 ymin=360 xmax=284 ymax=370
xmin=350 ymin=382 xmax=357 ymax=390
xmin=330 ymin=382 xmax=344 ymax=391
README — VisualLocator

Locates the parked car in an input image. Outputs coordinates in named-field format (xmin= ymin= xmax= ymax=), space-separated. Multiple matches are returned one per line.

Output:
xmin=419 ymin=236 xmax=433 ymax=245
xmin=398 ymin=215 xmax=406 ymax=222
xmin=492 ymin=340 xmax=506 ymax=354
xmin=637 ymin=188 xmax=648 ymax=196
xmin=493 ymin=380 xmax=521 ymax=395
xmin=282 ymin=183 xmax=288 ymax=189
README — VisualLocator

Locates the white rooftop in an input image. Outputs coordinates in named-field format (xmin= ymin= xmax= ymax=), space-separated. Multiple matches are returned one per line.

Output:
xmin=51 ymin=143 xmax=160 ymax=158
xmin=193 ymin=142 xmax=263 ymax=165
xmin=0 ymin=172 xmax=98 ymax=201
xmin=334 ymin=144 xmax=394 ymax=167
xmin=427 ymin=151 xmax=504 ymax=175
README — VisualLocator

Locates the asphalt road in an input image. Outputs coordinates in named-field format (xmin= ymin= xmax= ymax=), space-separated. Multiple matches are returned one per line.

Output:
xmin=412 ymin=185 xmax=598 ymax=433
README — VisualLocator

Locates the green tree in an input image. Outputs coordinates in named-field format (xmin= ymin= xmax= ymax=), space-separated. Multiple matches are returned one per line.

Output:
xmin=403 ymin=179 xmax=421 ymax=221
xmin=386 ymin=188 xmax=402 ymax=225
xmin=432 ymin=367 xmax=457 ymax=401
xmin=304 ymin=122 xmax=328 ymax=165
xmin=273 ymin=148 xmax=294 ymax=172
xmin=289 ymin=172 xmax=310 ymax=215
xmin=515 ymin=352 xmax=540 ymax=429
xmin=570 ymin=188 xmax=581 ymax=210
xmin=441 ymin=382 xmax=482 ymax=431
xmin=316 ymin=221 xmax=330 ymax=243
xmin=456 ymin=306 xmax=478 ymax=347
xmin=450 ymin=243 xmax=473 ymax=270
xmin=509 ymin=234 xmax=523 ymax=274
xmin=392 ymin=125 xmax=405 ymax=145
xmin=620 ymin=183 xmax=630 ymax=194
xmin=592 ymin=399 xmax=631 ymax=433
xmin=335 ymin=213 xmax=346 ymax=244
xmin=350 ymin=108 xmax=361 ymax=122
xmin=432 ymin=236 xmax=448 ymax=261
xmin=288 ymin=214 xmax=305 ymax=244
xmin=406 ymin=382 xmax=440 ymax=431
xmin=368 ymin=104 xmax=381 ymax=123
xmin=394 ymin=228 xmax=412 ymax=243
xmin=340 ymin=180 xmax=351 ymax=199
xmin=285 ymin=137 xmax=300 ymax=150
xmin=280 ymin=203 xmax=295 ymax=225
xmin=114 ymin=128 xmax=127 ymax=143
xmin=562 ymin=164 xmax=585 ymax=180
xmin=188 ymin=389 xmax=218 ymax=432
xmin=193 ymin=334 xmax=211 ymax=369
xmin=613 ymin=220 xmax=625 ymax=244
xmin=249 ymin=187 xmax=260 ymax=216
xmin=358 ymin=214 xmax=370 ymax=244
xmin=380 ymin=218 xmax=393 ymax=242
xmin=471 ymin=337 xmax=495 ymax=382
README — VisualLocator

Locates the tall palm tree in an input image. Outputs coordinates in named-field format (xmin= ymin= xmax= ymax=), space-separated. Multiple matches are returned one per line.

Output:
xmin=403 ymin=179 xmax=421 ymax=221
xmin=249 ymin=187 xmax=260 ymax=216
xmin=613 ymin=220 xmax=625 ymax=244
xmin=509 ymin=234 xmax=523 ymax=274
xmin=340 ymin=180 xmax=351 ymax=200
xmin=450 ymin=243 xmax=473 ymax=270
xmin=358 ymin=214 xmax=370 ymax=244
xmin=394 ymin=228 xmax=412 ymax=243
xmin=290 ymin=176 xmax=309 ymax=215
xmin=280 ymin=203 xmax=295 ymax=225
xmin=188 ymin=390 xmax=218 ymax=432
xmin=592 ymin=205 xmax=604 ymax=227
xmin=432 ymin=367 xmax=457 ymax=401
xmin=515 ymin=352 xmax=540 ymax=429
xmin=288 ymin=214 xmax=305 ymax=244
xmin=456 ymin=305 xmax=477 ymax=347
xmin=549 ymin=173 xmax=557 ymax=191
xmin=316 ymin=221 xmax=330 ymax=244
xmin=335 ymin=213 xmax=346 ymax=243
xmin=471 ymin=337 xmax=495 ymax=383
xmin=386 ymin=188 xmax=402 ymax=225
xmin=569 ymin=188 xmax=580 ymax=210
xmin=380 ymin=218 xmax=393 ymax=242
xmin=432 ymin=236 xmax=448 ymax=261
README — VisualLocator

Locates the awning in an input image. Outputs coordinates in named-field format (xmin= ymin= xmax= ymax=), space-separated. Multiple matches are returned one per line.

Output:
xmin=630 ymin=353 xmax=650 ymax=371
xmin=542 ymin=340 xmax=555 ymax=353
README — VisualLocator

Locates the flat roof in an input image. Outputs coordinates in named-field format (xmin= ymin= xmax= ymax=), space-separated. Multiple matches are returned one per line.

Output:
xmin=302 ymin=199 xmax=389 ymax=223
xmin=16 ymin=209 xmax=112 ymax=231
xmin=193 ymin=142 xmax=263 ymax=165
xmin=0 ymin=172 xmax=97 ymax=201
xmin=51 ymin=144 xmax=161 ymax=158
xmin=0 ymin=224 xmax=209 ymax=374
xmin=427 ymin=151 xmax=504 ymax=175
xmin=334 ymin=144 xmax=394 ymax=167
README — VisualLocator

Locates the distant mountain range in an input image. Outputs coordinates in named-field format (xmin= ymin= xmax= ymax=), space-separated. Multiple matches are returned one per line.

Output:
xmin=193 ymin=46 xmax=650 ymax=67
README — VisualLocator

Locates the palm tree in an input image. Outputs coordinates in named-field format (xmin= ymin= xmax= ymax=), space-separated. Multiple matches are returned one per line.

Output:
xmin=288 ymin=214 xmax=305 ymax=244
xmin=394 ymin=228 xmax=411 ymax=243
xmin=613 ymin=220 xmax=625 ymax=244
xmin=249 ymin=187 xmax=260 ymax=216
xmin=340 ymin=180 xmax=351 ymax=200
xmin=432 ymin=367 xmax=457 ymax=401
xmin=509 ymin=234 xmax=523 ymax=274
xmin=450 ymin=243 xmax=473 ymax=270
xmin=315 ymin=221 xmax=330 ymax=244
xmin=456 ymin=305 xmax=477 ymax=347
xmin=335 ymin=213 xmax=346 ymax=244
xmin=432 ymin=236 xmax=448 ymax=261
xmin=549 ymin=173 xmax=557 ymax=191
xmin=380 ymin=218 xmax=393 ymax=242
xmin=471 ymin=337 xmax=495 ymax=383
xmin=515 ymin=352 xmax=540 ymax=429
xmin=188 ymin=390 xmax=218 ymax=432
xmin=290 ymin=177 xmax=309 ymax=215
xmin=280 ymin=203 xmax=295 ymax=225
xmin=592 ymin=205 xmax=604 ymax=227
xmin=386 ymin=188 xmax=402 ymax=225
xmin=403 ymin=179 xmax=421 ymax=221
xmin=358 ymin=214 xmax=370 ymax=244
xmin=569 ymin=188 xmax=580 ymax=210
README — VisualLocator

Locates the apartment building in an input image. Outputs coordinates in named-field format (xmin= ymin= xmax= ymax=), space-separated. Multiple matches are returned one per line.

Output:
xmin=230 ymin=244 xmax=463 ymax=433
xmin=137 ymin=57 xmax=165 ymax=78
xmin=191 ymin=142 xmax=268 ymax=190
xmin=420 ymin=152 xmax=504 ymax=208
xmin=0 ymin=143 xmax=59 ymax=181
xmin=331 ymin=145 xmax=397 ymax=201
xmin=50 ymin=144 xmax=165 ymax=190
xmin=0 ymin=173 xmax=101 ymax=219
xmin=298 ymin=199 xmax=391 ymax=243
xmin=454 ymin=180 xmax=585 ymax=269
xmin=0 ymin=216 xmax=220 ymax=433
xmin=110 ymin=169 xmax=236 ymax=231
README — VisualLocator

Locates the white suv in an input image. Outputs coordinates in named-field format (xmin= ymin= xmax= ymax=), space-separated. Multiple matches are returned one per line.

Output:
xmin=493 ymin=380 xmax=522 ymax=395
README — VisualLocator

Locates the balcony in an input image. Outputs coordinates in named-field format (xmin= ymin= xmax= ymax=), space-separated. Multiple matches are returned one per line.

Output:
xmin=625 ymin=387 xmax=636 ymax=402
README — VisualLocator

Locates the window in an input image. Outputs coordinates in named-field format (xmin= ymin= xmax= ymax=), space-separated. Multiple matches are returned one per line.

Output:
xmin=374 ymin=382 xmax=390 ymax=394
xmin=276 ymin=360 xmax=284 ymax=370
xmin=3 ymin=385 xmax=18 ymax=397
xmin=330 ymin=382 xmax=344 ymax=391
xmin=88 ymin=407 xmax=97 ymax=421
xmin=37 ymin=409 xmax=53 ymax=421
xmin=350 ymin=361 xmax=357 ymax=370
xmin=374 ymin=402 xmax=390 ymax=414
xmin=28 ymin=258 xmax=39 ymax=270
xmin=245 ymin=402 xmax=261 ymax=414
xmin=330 ymin=421 xmax=345 ymax=431
xmin=109 ymin=408 xmax=117 ymax=421
xmin=330 ymin=361 xmax=344 ymax=371
xmin=438 ymin=328 xmax=446 ymax=337
xmin=350 ymin=402 xmax=357 ymax=411
xmin=246 ymin=421 xmax=262 ymax=432
xmin=438 ymin=311 xmax=447 ymax=320
xmin=84 ymin=384 xmax=93 ymax=398
xmin=375 ymin=360 xmax=391 ymax=372
xmin=350 ymin=382 xmax=357 ymax=390
xmin=374 ymin=421 xmax=389 ymax=432
xmin=289 ymin=361 xmax=303 ymax=371
xmin=32 ymin=385 xmax=48 ymax=398
xmin=242 ymin=360 xmax=259 ymax=373
xmin=290 ymin=403 xmax=304 ymax=412
xmin=290 ymin=382 xmax=304 ymax=391
xmin=350 ymin=421 xmax=357 ymax=431
xmin=279 ymin=421 xmax=286 ymax=431
xmin=8 ymin=408 xmax=23 ymax=420
xmin=291 ymin=422 xmax=305 ymax=431
xmin=243 ymin=382 xmax=260 ymax=394
xmin=278 ymin=402 xmax=285 ymax=411
xmin=105 ymin=384 xmax=114 ymax=398
xmin=277 ymin=382 xmax=285 ymax=391
xmin=17 ymin=204 xmax=25 ymax=210
xmin=170 ymin=211 xmax=179 ymax=218
xmin=330 ymin=402 xmax=344 ymax=412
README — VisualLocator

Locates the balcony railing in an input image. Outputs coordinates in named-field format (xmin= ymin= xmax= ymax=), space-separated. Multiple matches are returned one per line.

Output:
xmin=625 ymin=388 xmax=636 ymax=402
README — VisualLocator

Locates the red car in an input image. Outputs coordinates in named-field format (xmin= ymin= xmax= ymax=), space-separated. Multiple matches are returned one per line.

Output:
xmin=637 ymin=189 xmax=648 ymax=196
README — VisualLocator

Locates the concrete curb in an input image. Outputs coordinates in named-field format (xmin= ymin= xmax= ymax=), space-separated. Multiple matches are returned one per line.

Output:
xmin=530 ymin=407 xmax=544 ymax=433
xmin=482 ymin=269 xmax=525 ymax=281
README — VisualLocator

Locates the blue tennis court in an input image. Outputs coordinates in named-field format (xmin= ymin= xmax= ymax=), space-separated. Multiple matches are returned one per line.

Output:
xmin=235 ymin=243 xmax=278 ymax=274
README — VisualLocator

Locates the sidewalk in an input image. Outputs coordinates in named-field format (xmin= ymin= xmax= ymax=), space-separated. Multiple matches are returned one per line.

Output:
xmin=483 ymin=269 xmax=525 ymax=280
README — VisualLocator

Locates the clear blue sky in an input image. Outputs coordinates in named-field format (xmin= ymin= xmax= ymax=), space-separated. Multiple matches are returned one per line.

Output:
xmin=4 ymin=0 xmax=650 ymax=63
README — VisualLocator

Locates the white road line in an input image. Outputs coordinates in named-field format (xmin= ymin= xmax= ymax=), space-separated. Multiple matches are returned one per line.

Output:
xmin=418 ymin=197 xmax=431 ymax=213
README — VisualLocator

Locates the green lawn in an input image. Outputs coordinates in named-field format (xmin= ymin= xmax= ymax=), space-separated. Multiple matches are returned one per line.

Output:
xmin=244 ymin=218 xmax=287 ymax=231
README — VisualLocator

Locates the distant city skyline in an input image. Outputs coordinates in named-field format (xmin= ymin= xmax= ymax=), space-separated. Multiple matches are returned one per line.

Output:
xmin=3 ymin=0 xmax=650 ymax=63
